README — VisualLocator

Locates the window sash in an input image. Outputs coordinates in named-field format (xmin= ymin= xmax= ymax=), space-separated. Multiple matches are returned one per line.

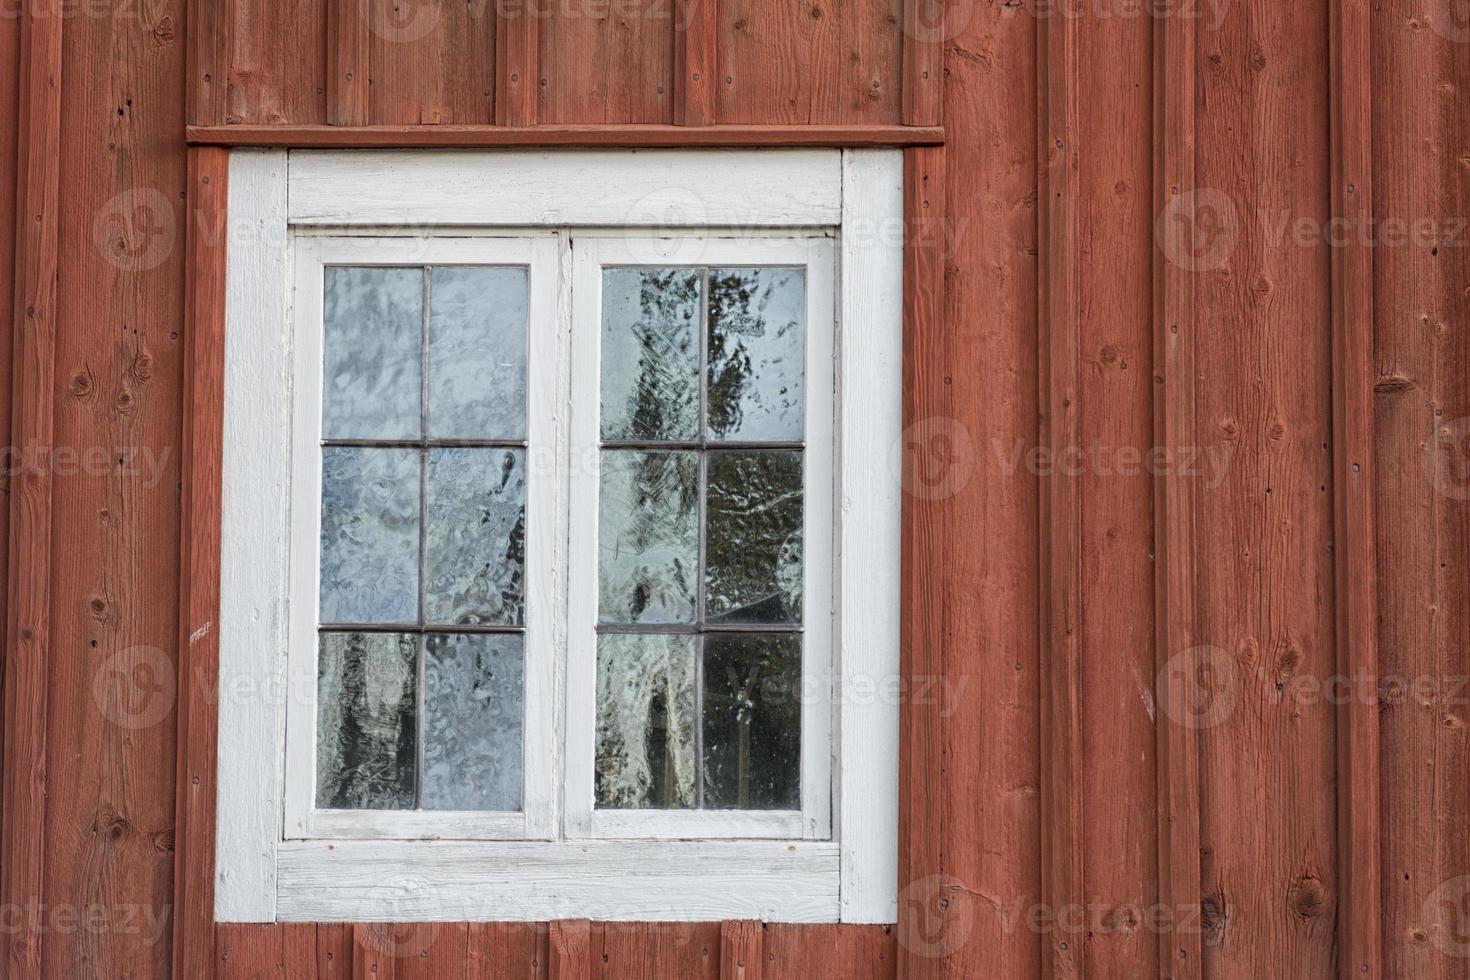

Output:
xmin=282 ymin=234 xmax=564 ymax=842
xmin=564 ymin=235 xmax=837 ymax=841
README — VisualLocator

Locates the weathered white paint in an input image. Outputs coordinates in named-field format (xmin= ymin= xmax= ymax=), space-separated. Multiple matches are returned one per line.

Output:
xmin=288 ymin=149 xmax=843 ymax=228
xmin=277 ymin=840 xmax=841 ymax=922
xmin=217 ymin=149 xmax=290 ymax=922
xmin=835 ymin=148 xmax=903 ymax=923
xmin=217 ymin=148 xmax=902 ymax=924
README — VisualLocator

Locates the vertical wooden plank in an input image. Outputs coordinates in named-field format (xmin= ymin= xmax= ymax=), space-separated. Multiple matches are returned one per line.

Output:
xmin=930 ymin=2 xmax=1042 ymax=978
xmin=397 ymin=923 xmax=469 ymax=979
xmin=3 ymin=3 xmax=62 ymax=977
xmin=596 ymin=922 xmax=720 ymax=979
xmin=319 ymin=923 xmax=357 ymax=977
xmin=189 ymin=0 xmax=229 ymax=125
xmin=1329 ymin=1 xmax=1382 ymax=978
xmin=174 ymin=145 xmax=230 ymax=980
xmin=674 ymin=0 xmax=718 ymax=125
xmin=227 ymin=0 xmax=328 ymax=124
xmin=0 ymin=0 xmax=20 ymax=927
xmin=466 ymin=923 xmax=549 ymax=979
xmin=1194 ymin=0 xmax=1339 ymax=975
xmin=900 ymin=0 xmax=939 ymax=126
xmin=763 ymin=925 xmax=895 ymax=980
xmin=284 ymin=923 xmax=323 ymax=976
xmin=537 ymin=0 xmax=672 ymax=124
xmin=1036 ymin=6 xmax=1084 ymax=978
xmin=327 ymin=0 xmax=371 ymax=125
xmin=548 ymin=921 xmax=592 ymax=980
xmin=218 ymin=924 xmax=286 ymax=979
xmin=368 ymin=0 xmax=496 ymax=125
xmin=1151 ymin=5 xmax=1201 ymax=980
xmin=1074 ymin=8 xmax=1158 ymax=978
xmin=354 ymin=924 xmax=401 ymax=980
xmin=45 ymin=0 xmax=188 ymax=973
xmin=495 ymin=0 xmax=539 ymax=126
xmin=896 ymin=143 xmax=948 ymax=979
xmin=1372 ymin=2 xmax=1470 ymax=978
xmin=719 ymin=921 xmax=762 ymax=980
xmin=717 ymin=0 xmax=902 ymax=124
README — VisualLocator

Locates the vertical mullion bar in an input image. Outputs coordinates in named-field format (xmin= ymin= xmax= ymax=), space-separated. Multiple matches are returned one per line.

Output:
xmin=693 ymin=268 xmax=711 ymax=811
xmin=414 ymin=267 xmax=432 ymax=809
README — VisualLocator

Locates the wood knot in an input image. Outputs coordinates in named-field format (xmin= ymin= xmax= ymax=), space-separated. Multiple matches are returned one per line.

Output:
xmin=1099 ymin=344 xmax=1120 ymax=365
xmin=1289 ymin=875 xmax=1327 ymax=919
xmin=89 ymin=595 xmax=109 ymax=621
xmin=115 ymin=387 xmax=136 ymax=415
xmin=153 ymin=828 xmax=176 ymax=853
xmin=69 ymin=367 xmax=95 ymax=400
xmin=132 ymin=352 xmax=154 ymax=383
xmin=151 ymin=15 xmax=176 ymax=46
xmin=1374 ymin=373 xmax=1417 ymax=394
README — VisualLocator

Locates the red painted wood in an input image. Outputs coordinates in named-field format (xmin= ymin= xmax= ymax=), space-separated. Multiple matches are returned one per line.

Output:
xmin=186 ymin=123 xmax=943 ymax=147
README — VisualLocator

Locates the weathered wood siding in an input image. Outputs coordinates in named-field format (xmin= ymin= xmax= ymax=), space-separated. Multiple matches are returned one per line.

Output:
xmin=1 ymin=0 xmax=1467 ymax=977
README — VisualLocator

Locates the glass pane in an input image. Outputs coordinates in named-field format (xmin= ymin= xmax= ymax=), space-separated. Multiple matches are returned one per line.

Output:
xmin=702 ymin=633 xmax=802 ymax=809
xmin=600 ymin=268 xmax=700 ymax=442
xmin=598 ymin=450 xmax=699 ymax=624
xmin=596 ymin=633 xmax=696 ymax=809
xmin=319 ymin=447 xmax=420 ymax=624
xmin=421 ymin=633 xmax=524 ymax=811
xmin=316 ymin=631 xmax=418 ymax=810
xmin=428 ymin=267 xmax=528 ymax=440
xmin=424 ymin=447 xmax=525 ymax=626
xmin=704 ymin=450 xmax=803 ymax=624
xmin=323 ymin=266 xmax=423 ymax=440
xmin=707 ymin=268 xmax=805 ymax=442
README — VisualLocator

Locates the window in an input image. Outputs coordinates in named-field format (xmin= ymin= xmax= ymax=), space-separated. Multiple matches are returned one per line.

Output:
xmin=218 ymin=149 xmax=901 ymax=924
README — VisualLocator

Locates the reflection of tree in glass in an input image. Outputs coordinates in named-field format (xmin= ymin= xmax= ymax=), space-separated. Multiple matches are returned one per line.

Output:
xmin=707 ymin=270 xmax=802 ymax=439
xmin=623 ymin=270 xmax=699 ymax=440
xmin=317 ymin=633 xmax=417 ymax=810
xmin=706 ymin=451 xmax=803 ymax=624
xmin=624 ymin=452 xmax=697 ymax=621
xmin=595 ymin=635 xmax=696 ymax=808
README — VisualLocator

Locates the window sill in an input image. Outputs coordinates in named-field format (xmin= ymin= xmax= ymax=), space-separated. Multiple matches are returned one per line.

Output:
xmin=268 ymin=839 xmax=843 ymax=922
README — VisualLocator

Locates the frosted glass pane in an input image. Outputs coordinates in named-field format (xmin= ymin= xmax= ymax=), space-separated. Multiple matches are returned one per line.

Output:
xmin=421 ymin=633 xmax=524 ymax=811
xmin=316 ymin=631 xmax=417 ymax=810
xmin=704 ymin=450 xmax=803 ymax=624
xmin=424 ymin=448 xmax=525 ymax=626
xmin=600 ymin=268 xmax=700 ymax=442
xmin=323 ymin=266 xmax=422 ymax=440
xmin=702 ymin=633 xmax=802 ymax=809
xmin=707 ymin=268 xmax=805 ymax=442
xmin=319 ymin=447 xmax=420 ymax=624
xmin=428 ymin=267 xmax=527 ymax=440
xmin=598 ymin=450 xmax=699 ymax=624
xmin=595 ymin=633 xmax=696 ymax=809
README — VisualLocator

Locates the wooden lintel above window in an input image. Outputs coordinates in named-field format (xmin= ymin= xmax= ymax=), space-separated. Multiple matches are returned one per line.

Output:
xmin=185 ymin=123 xmax=945 ymax=149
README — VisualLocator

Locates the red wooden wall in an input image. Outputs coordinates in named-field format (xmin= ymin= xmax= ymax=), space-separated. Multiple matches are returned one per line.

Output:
xmin=1 ymin=0 xmax=1468 ymax=977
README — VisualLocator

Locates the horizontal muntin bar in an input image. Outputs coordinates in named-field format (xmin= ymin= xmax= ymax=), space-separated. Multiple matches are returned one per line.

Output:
xmin=601 ymin=440 xmax=804 ymax=451
xmin=319 ymin=623 xmax=525 ymax=635
xmin=321 ymin=438 xmax=527 ymax=449
xmin=596 ymin=622 xmax=803 ymax=635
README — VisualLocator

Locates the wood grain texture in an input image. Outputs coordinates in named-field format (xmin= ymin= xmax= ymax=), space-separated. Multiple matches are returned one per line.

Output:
xmin=538 ymin=0 xmax=672 ymax=123
xmin=1195 ymin=0 xmax=1339 ymax=976
xmin=189 ymin=0 xmax=229 ymax=125
xmin=1036 ymin=8 xmax=1084 ymax=978
xmin=1328 ymin=1 xmax=1382 ymax=978
xmin=326 ymin=0 xmax=370 ymax=125
xmin=895 ymin=144 xmax=947 ymax=980
xmin=719 ymin=921 xmax=762 ymax=980
xmin=1371 ymin=2 xmax=1470 ymax=979
xmin=899 ymin=0 xmax=938 ymax=126
xmin=548 ymin=920 xmax=592 ymax=980
xmin=495 ymin=0 xmax=539 ymax=126
xmin=3 ymin=4 xmax=61 ymax=977
xmin=174 ymin=146 xmax=230 ymax=980
xmin=674 ymin=0 xmax=718 ymax=125
xmin=187 ymin=122 xmax=943 ymax=146
xmin=227 ymin=0 xmax=327 ymax=124
xmin=931 ymin=3 xmax=1041 ymax=978
xmin=1151 ymin=7 xmax=1201 ymax=980
xmin=368 ymin=0 xmax=495 ymax=125
xmin=717 ymin=0 xmax=902 ymax=124
xmin=0 ymin=17 xmax=18 ymax=972
xmin=762 ymin=924 xmax=895 ymax=979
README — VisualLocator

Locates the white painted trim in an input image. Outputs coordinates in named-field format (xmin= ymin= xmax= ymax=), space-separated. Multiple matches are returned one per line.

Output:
xmin=217 ymin=149 xmax=290 ymax=922
xmin=280 ymin=236 xmax=561 ymax=843
xmin=835 ymin=148 xmax=903 ymax=923
xmin=288 ymin=149 xmax=842 ymax=228
xmin=277 ymin=840 xmax=840 ymax=922
xmin=217 ymin=148 xmax=902 ymax=924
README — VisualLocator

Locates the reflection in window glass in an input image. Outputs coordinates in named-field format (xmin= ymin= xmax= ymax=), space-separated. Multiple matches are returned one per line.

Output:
xmin=595 ymin=266 xmax=806 ymax=812
xmin=315 ymin=266 xmax=529 ymax=813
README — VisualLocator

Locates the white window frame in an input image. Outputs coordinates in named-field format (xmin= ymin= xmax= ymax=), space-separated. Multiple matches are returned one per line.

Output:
xmin=217 ymin=148 xmax=902 ymax=925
